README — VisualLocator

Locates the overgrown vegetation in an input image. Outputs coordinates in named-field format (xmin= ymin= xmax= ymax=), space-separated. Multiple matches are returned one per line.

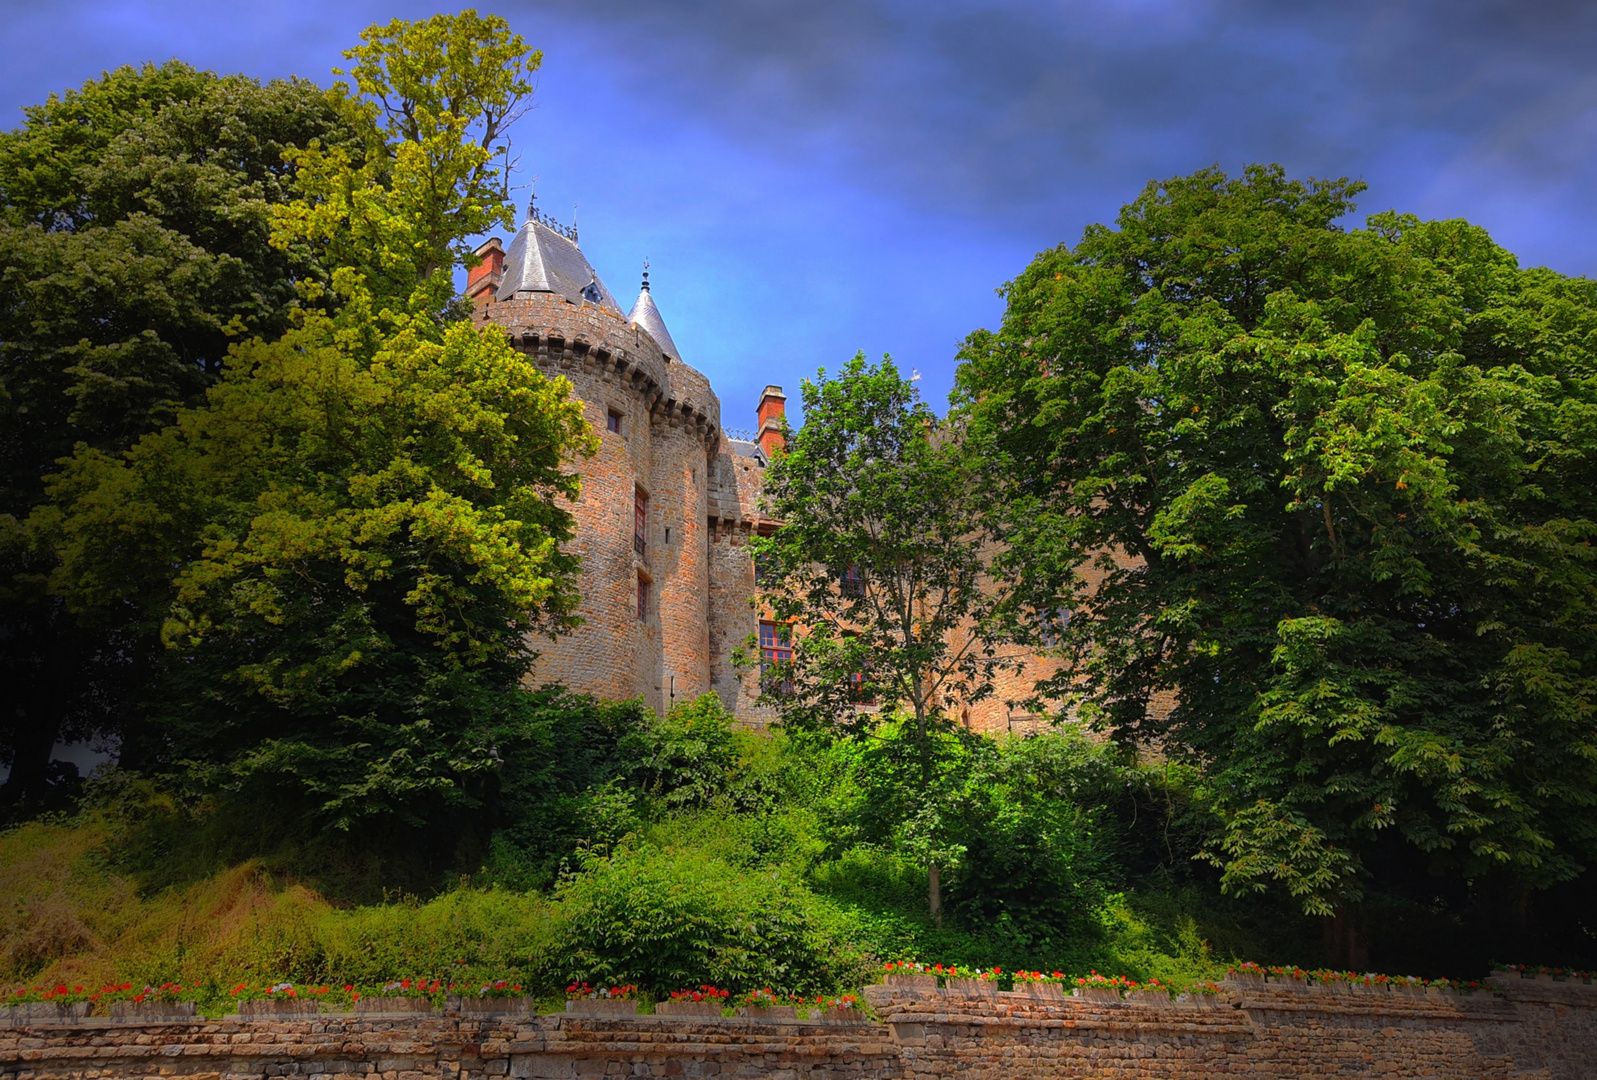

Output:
xmin=0 ymin=693 xmax=1291 ymax=1005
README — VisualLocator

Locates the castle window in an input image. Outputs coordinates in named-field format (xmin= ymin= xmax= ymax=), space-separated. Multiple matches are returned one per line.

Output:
xmin=843 ymin=632 xmax=875 ymax=705
xmin=607 ymin=409 xmax=623 ymax=434
xmin=634 ymin=487 xmax=648 ymax=558
xmin=840 ymin=566 xmax=864 ymax=598
xmin=1038 ymin=607 xmax=1071 ymax=647
xmin=754 ymin=552 xmax=772 ymax=585
xmin=637 ymin=575 xmax=649 ymax=621
xmin=759 ymin=620 xmax=793 ymax=697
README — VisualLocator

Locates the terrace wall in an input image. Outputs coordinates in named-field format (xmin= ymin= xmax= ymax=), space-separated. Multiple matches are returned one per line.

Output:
xmin=5 ymin=976 xmax=1595 ymax=1080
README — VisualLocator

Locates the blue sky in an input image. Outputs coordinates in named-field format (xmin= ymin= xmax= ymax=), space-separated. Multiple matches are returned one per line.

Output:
xmin=4 ymin=1 xmax=1595 ymax=428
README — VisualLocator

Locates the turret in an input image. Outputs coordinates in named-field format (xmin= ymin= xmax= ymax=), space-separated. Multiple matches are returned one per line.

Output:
xmin=627 ymin=263 xmax=682 ymax=362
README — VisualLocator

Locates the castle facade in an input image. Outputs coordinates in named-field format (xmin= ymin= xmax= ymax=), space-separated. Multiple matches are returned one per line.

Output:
xmin=467 ymin=206 xmax=1060 ymax=731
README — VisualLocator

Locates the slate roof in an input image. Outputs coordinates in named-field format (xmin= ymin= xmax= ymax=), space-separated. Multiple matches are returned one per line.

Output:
xmin=627 ymin=277 xmax=681 ymax=361
xmin=496 ymin=216 xmax=621 ymax=311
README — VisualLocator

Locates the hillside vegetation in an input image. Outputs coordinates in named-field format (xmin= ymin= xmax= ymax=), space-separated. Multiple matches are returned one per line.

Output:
xmin=2 ymin=697 xmax=1308 ymax=1006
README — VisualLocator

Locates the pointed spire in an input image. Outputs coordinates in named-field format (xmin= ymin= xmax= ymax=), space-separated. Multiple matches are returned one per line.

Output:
xmin=628 ymin=260 xmax=680 ymax=361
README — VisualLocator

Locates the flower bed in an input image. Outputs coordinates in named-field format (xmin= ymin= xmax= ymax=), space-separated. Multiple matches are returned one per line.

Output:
xmin=881 ymin=961 xmax=937 ymax=989
xmin=737 ymin=987 xmax=799 ymax=1020
xmin=656 ymin=985 xmax=729 ymax=1017
xmin=1074 ymin=972 xmax=1131 ymax=1002
xmin=564 ymin=982 xmax=638 ymax=1017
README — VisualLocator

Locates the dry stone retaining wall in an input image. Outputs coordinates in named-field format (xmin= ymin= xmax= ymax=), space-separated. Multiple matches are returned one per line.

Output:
xmin=6 ymin=977 xmax=1595 ymax=1080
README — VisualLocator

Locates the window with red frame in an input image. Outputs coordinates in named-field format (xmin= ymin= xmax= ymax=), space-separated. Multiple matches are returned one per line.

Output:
xmin=839 ymin=565 xmax=864 ymax=597
xmin=759 ymin=620 xmax=793 ymax=696
xmin=843 ymin=632 xmax=875 ymax=704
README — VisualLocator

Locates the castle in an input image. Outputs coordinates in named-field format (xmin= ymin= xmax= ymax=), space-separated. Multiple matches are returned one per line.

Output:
xmin=467 ymin=204 xmax=1061 ymax=730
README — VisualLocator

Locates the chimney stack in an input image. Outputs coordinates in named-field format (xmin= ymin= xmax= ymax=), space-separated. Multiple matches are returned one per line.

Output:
xmin=756 ymin=386 xmax=787 ymax=457
xmin=466 ymin=237 xmax=505 ymax=306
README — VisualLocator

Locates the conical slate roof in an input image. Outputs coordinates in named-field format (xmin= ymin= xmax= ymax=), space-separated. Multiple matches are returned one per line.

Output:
xmin=496 ymin=213 xmax=620 ymax=311
xmin=627 ymin=270 xmax=680 ymax=361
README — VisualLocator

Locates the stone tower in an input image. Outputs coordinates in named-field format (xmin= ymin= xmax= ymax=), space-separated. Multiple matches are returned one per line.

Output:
xmin=468 ymin=204 xmax=767 ymax=719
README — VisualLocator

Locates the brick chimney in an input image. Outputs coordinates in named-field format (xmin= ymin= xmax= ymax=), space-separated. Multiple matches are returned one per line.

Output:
xmin=466 ymin=237 xmax=504 ymax=306
xmin=757 ymin=385 xmax=786 ymax=457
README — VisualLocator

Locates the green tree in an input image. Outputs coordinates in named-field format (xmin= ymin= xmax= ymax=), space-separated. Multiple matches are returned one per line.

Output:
xmin=750 ymin=354 xmax=1017 ymax=923
xmin=956 ymin=164 xmax=1597 ymax=961
xmin=30 ymin=12 xmax=594 ymax=853
xmin=0 ymin=61 xmax=361 ymax=814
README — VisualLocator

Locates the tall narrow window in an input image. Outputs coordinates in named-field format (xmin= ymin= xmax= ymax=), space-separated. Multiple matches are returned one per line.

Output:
xmin=607 ymin=409 xmax=623 ymax=433
xmin=843 ymin=632 xmax=875 ymax=705
xmin=634 ymin=487 xmax=647 ymax=558
xmin=759 ymin=620 xmax=793 ymax=697
xmin=637 ymin=575 xmax=649 ymax=621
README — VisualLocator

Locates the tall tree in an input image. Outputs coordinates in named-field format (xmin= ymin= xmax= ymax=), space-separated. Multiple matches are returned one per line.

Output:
xmin=750 ymin=354 xmax=1016 ymax=922
xmin=31 ymin=12 xmax=594 ymax=846
xmin=0 ymin=61 xmax=360 ymax=814
xmin=956 ymin=165 xmax=1597 ymax=961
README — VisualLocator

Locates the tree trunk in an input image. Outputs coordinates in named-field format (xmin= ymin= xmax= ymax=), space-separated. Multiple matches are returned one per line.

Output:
xmin=1322 ymin=904 xmax=1368 ymax=970
xmin=929 ymin=863 xmax=942 ymax=927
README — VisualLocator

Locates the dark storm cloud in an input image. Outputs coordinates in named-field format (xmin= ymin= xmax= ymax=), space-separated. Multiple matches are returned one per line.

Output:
xmin=523 ymin=0 xmax=1597 ymax=235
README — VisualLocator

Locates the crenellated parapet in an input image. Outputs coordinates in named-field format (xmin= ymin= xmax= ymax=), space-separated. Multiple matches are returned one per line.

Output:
xmin=479 ymin=294 xmax=719 ymax=449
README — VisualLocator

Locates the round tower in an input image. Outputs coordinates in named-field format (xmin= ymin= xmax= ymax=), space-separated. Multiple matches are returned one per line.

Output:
xmin=471 ymin=207 xmax=720 ymax=718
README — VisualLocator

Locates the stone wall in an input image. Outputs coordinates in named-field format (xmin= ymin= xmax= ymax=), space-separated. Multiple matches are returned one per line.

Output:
xmin=7 ymin=977 xmax=1595 ymax=1080
xmin=474 ymin=293 xmax=720 ymax=718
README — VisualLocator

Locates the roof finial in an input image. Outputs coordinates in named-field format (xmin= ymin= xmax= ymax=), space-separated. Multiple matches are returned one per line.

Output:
xmin=641 ymin=257 xmax=651 ymax=292
xmin=527 ymin=174 xmax=539 ymax=222
xmin=571 ymin=202 xmax=578 ymax=243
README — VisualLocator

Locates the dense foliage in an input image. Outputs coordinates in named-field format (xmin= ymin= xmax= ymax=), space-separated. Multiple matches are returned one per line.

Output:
xmin=956 ymin=164 xmax=1597 ymax=961
xmin=13 ymin=13 xmax=594 ymax=866
xmin=750 ymin=355 xmax=1016 ymax=921
xmin=2 ymin=697 xmax=1249 ymax=1000
xmin=0 ymin=61 xmax=363 ymax=814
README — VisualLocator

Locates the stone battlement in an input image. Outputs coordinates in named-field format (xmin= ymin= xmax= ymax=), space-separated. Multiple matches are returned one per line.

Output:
xmin=5 ymin=977 xmax=1595 ymax=1080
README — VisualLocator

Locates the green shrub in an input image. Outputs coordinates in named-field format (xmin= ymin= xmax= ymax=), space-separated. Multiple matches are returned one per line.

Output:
xmin=545 ymin=843 xmax=838 ymax=994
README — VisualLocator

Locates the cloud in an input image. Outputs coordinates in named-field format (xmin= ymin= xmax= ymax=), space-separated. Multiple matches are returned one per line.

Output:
xmin=517 ymin=0 xmax=1597 ymax=258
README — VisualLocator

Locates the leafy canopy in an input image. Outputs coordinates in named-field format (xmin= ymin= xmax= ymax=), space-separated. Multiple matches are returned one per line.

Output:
xmin=0 ymin=60 xmax=361 ymax=814
xmin=30 ymin=12 xmax=595 ymax=839
xmin=751 ymin=354 xmax=1020 ymax=918
xmin=957 ymin=164 xmax=1597 ymax=917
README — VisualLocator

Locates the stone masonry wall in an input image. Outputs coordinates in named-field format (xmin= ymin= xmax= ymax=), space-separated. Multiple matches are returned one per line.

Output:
xmin=474 ymin=293 xmax=720 ymax=718
xmin=469 ymin=285 xmax=1148 ymax=732
xmin=7 ymin=977 xmax=1596 ymax=1080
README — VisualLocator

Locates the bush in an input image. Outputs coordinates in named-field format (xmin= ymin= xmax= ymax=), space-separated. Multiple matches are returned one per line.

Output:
xmin=545 ymin=843 xmax=838 ymax=994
